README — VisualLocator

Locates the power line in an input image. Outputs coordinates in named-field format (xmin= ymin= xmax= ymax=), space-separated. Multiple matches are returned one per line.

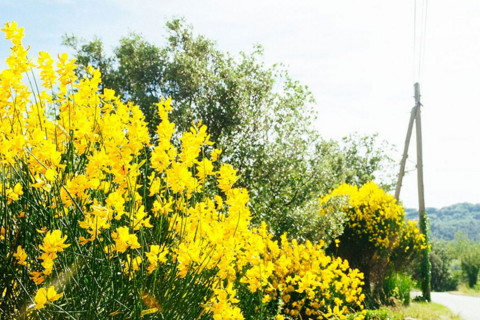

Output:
xmin=413 ymin=0 xmax=429 ymax=82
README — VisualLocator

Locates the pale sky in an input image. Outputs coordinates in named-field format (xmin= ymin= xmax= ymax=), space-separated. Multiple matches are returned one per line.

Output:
xmin=2 ymin=0 xmax=480 ymax=209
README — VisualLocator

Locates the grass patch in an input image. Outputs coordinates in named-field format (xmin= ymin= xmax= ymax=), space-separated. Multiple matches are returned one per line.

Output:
xmin=393 ymin=301 xmax=464 ymax=320
xmin=451 ymin=283 xmax=480 ymax=297
xmin=363 ymin=302 xmax=464 ymax=320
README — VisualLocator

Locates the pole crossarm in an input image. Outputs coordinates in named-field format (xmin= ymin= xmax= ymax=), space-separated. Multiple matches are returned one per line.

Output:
xmin=395 ymin=83 xmax=422 ymax=200
xmin=394 ymin=106 xmax=416 ymax=200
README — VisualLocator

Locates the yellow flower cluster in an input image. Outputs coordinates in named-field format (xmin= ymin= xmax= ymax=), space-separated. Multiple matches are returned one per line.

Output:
xmin=399 ymin=220 xmax=428 ymax=254
xmin=34 ymin=286 xmax=63 ymax=310
xmin=321 ymin=182 xmax=407 ymax=252
xmin=0 ymin=22 xmax=366 ymax=319
xmin=320 ymin=182 xmax=427 ymax=289
xmin=28 ymin=230 xmax=71 ymax=285
xmin=235 ymin=225 xmax=366 ymax=319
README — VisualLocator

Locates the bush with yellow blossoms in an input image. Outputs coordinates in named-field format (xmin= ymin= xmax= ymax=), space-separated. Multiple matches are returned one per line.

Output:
xmin=319 ymin=182 xmax=427 ymax=303
xmin=0 ymin=22 xmax=366 ymax=319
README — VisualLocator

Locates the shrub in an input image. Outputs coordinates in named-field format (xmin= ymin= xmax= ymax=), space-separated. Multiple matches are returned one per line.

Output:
xmin=461 ymin=247 xmax=480 ymax=288
xmin=320 ymin=183 xmax=426 ymax=303
xmin=381 ymin=273 xmax=414 ymax=306
xmin=428 ymin=241 xmax=458 ymax=291
xmin=0 ymin=21 xmax=366 ymax=319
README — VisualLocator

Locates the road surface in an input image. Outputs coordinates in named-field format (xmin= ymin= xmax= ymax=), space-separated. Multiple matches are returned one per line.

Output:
xmin=413 ymin=292 xmax=480 ymax=320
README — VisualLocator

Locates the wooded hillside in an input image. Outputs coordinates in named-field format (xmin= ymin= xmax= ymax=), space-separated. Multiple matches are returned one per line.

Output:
xmin=406 ymin=203 xmax=480 ymax=240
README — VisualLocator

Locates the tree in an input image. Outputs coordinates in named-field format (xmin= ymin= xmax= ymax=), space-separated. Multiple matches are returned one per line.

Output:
xmin=452 ymin=233 xmax=480 ymax=288
xmin=428 ymin=241 xmax=458 ymax=291
xmin=461 ymin=247 xmax=480 ymax=288
xmin=64 ymin=18 xmax=395 ymax=238
xmin=340 ymin=133 xmax=396 ymax=191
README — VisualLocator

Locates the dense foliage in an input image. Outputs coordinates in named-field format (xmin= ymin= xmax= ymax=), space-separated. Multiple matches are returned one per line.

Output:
xmin=0 ymin=22 xmax=368 ymax=319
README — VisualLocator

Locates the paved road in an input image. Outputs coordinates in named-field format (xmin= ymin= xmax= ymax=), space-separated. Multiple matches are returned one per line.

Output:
xmin=414 ymin=292 xmax=480 ymax=320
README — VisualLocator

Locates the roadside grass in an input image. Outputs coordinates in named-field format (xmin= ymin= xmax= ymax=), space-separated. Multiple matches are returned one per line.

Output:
xmin=394 ymin=301 xmax=464 ymax=320
xmin=452 ymin=283 xmax=480 ymax=297
xmin=363 ymin=302 xmax=464 ymax=320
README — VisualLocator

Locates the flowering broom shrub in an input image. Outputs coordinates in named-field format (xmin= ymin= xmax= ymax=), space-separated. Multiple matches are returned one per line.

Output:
xmin=320 ymin=182 xmax=427 ymax=302
xmin=0 ymin=22 xmax=365 ymax=319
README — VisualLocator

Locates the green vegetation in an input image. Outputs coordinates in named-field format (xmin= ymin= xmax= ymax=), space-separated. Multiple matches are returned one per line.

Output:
xmin=452 ymin=233 xmax=480 ymax=288
xmin=429 ymin=241 xmax=459 ymax=291
xmin=391 ymin=302 xmax=463 ymax=320
xmin=407 ymin=203 xmax=480 ymax=293
xmin=423 ymin=235 xmax=480 ymax=293
xmin=359 ymin=302 xmax=464 ymax=320
xmin=394 ymin=301 xmax=464 ymax=320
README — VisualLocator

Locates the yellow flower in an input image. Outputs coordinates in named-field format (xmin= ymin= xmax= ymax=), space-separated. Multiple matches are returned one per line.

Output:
xmin=106 ymin=191 xmax=126 ymax=220
xmin=44 ymin=168 xmax=57 ymax=182
xmin=335 ymin=239 xmax=340 ymax=248
xmin=131 ymin=205 xmax=153 ymax=231
xmin=37 ymin=51 xmax=56 ymax=89
xmin=6 ymin=182 xmax=23 ymax=204
xmin=156 ymin=97 xmax=173 ymax=121
xmin=0 ymin=227 xmax=5 ymax=241
xmin=13 ymin=245 xmax=28 ymax=266
xmin=56 ymin=52 xmax=77 ymax=88
xmin=30 ymin=271 xmax=45 ymax=285
xmin=123 ymin=254 xmax=142 ymax=278
xmin=179 ymin=124 xmax=213 ymax=168
xmin=1 ymin=21 xmax=24 ymax=45
xmin=217 ymin=164 xmax=238 ymax=193
xmin=111 ymin=226 xmax=141 ymax=253
xmin=146 ymin=244 xmax=169 ymax=274
xmin=151 ymin=196 xmax=174 ymax=217
xmin=210 ymin=148 xmax=222 ymax=162
xmin=34 ymin=286 xmax=63 ymax=309
xmin=165 ymin=162 xmax=198 ymax=196
xmin=39 ymin=230 xmax=70 ymax=254
xmin=196 ymin=157 xmax=215 ymax=182
xmin=39 ymin=253 xmax=55 ymax=276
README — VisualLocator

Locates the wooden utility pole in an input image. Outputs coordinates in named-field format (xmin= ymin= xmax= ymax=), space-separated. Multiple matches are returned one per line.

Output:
xmin=395 ymin=82 xmax=431 ymax=302
xmin=415 ymin=83 xmax=426 ymax=218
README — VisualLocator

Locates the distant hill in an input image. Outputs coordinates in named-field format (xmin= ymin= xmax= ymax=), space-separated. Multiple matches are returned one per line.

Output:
xmin=405 ymin=203 xmax=480 ymax=241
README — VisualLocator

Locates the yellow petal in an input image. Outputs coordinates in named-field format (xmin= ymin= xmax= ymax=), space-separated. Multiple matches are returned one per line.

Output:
xmin=34 ymin=288 xmax=47 ymax=309
xmin=46 ymin=286 xmax=62 ymax=302
xmin=45 ymin=169 xmax=56 ymax=182
xmin=140 ymin=308 xmax=158 ymax=317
